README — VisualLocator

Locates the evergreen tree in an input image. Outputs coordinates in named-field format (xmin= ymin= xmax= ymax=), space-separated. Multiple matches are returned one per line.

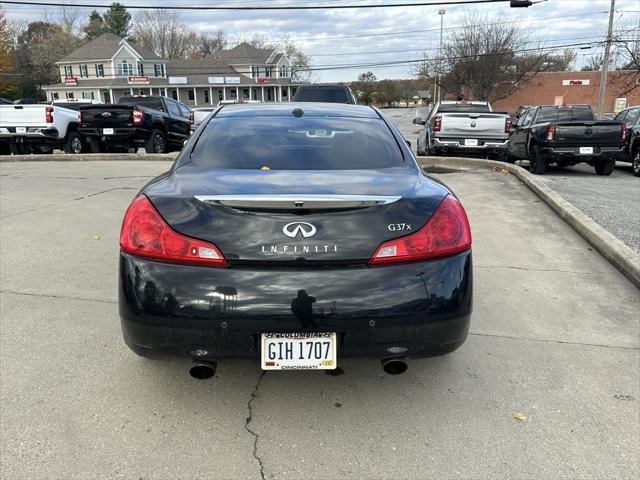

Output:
xmin=103 ymin=2 xmax=130 ymax=38
xmin=83 ymin=10 xmax=105 ymax=40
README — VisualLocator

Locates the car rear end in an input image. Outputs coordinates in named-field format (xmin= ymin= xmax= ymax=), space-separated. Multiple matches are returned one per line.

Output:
xmin=118 ymin=104 xmax=472 ymax=370
xmin=0 ymin=104 xmax=61 ymax=146
xmin=543 ymin=121 xmax=626 ymax=161
xmin=430 ymin=102 xmax=510 ymax=155
xmin=78 ymin=104 xmax=145 ymax=148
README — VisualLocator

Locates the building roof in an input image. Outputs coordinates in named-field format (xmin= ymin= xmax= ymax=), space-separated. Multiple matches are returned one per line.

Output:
xmin=218 ymin=42 xmax=274 ymax=64
xmin=57 ymin=33 xmax=162 ymax=63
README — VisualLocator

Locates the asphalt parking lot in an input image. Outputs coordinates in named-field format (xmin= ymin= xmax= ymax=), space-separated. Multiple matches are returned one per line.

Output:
xmin=386 ymin=107 xmax=640 ymax=253
xmin=1 ymin=161 xmax=638 ymax=479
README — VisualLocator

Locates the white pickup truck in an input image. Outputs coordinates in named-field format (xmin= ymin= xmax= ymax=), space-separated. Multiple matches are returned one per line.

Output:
xmin=0 ymin=100 xmax=99 ymax=155
xmin=415 ymin=101 xmax=511 ymax=159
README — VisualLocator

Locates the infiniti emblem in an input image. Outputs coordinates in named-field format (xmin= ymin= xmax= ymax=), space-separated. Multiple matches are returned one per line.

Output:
xmin=282 ymin=222 xmax=317 ymax=238
xmin=101 ymin=112 xmax=112 ymax=118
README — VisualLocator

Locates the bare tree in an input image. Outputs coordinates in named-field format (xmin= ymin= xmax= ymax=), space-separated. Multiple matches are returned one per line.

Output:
xmin=610 ymin=14 xmax=639 ymax=95
xmin=439 ymin=13 xmax=549 ymax=101
xmin=190 ymin=30 xmax=228 ymax=59
xmin=131 ymin=9 xmax=196 ymax=59
xmin=280 ymin=34 xmax=315 ymax=83
xmin=581 ymin=54 xmax=604 ymax=71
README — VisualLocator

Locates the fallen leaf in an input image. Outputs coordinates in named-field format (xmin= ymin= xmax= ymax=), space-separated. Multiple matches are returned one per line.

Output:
xmin=513 ymin=411 xmax=528 ymax=422
xmin=92 ymin=235 xmax=101 ymax=240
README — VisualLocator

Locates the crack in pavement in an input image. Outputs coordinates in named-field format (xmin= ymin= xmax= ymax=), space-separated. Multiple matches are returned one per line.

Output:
xmin=475 ymin=264 xmax=612 ymax=275
xmin=0 ymin=289 xmax=116 ymax=305
xmin=0 ymin=203 xmax=55 ymax=219
xmin=469 ymin=332 xmax=639 ymax=350
xmin=72 ymin=186 xmax=137 ymax=201
xmin=245 ymin=371 xmax=267 ymax=480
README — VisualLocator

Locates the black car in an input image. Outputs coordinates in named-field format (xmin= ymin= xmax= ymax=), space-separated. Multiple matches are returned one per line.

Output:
xmin=507 ymin=105 xmax=626 ymax=175
xmin=79 ymin=96 xmax=192 ymax=153
xmin=613 ymin=105 xmax=640 ymax=176
xmin=292 ymin=84 xmax=358 ymax=104
xmin=118 ymin=103 xmax=473 ymax=377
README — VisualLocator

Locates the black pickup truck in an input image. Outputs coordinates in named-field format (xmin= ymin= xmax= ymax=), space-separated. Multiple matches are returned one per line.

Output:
xmin=78 ymin=96 xmax=192 ymax=153
xmin=507 ymin=105 xmax=626 ymax=175
xmin=613 ymin=105 xmax=640 ymax=176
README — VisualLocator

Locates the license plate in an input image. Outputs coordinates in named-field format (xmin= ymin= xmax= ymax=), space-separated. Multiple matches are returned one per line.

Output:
xmin=579 ymin=147 xmax=593 ymax=155
xmin=261 ymin=332 xmax=337 ymax=370
xmin=465 ymin=139 xmax=478 ymax=146
xmin=103 ymin=128 xmax=114 ymax=135
xmin=16 ymin=127 xmax=26 ymax=133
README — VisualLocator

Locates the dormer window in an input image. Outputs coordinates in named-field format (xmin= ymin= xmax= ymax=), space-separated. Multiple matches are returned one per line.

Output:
xmin=117 ymin=60 xmax=134 ymax=76
xmin=279 ymin=65 xmax=289 ymax=77
xmin=154 ymin=64 xmax=165 ymax=77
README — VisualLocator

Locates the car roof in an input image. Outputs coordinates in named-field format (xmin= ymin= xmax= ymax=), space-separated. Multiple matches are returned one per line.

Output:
xmin=296 ymin=84 xmax=351 ymax=89
xmin=216 ymin=102 xmax=378 ymax=118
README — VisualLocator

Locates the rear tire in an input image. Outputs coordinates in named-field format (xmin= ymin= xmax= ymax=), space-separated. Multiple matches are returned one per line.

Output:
xmin=594 ymin=158 xmax=615 ymax=176
xmin=64 ymin=132 xmax=84 ymax=154
xmin=528 ymin=145 xmax=546 ymax=174
xmin=145 ymin=129 xmax=168 ymax=154
xmin=633 ymin=149 xmax=640 ymax=177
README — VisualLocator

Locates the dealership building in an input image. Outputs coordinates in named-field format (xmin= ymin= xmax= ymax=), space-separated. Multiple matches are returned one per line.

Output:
xmin=43 ymin=33 xmax=296 ymax=106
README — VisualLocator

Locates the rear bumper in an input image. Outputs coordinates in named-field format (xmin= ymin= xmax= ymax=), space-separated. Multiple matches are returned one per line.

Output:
xmin=78 ymin=127 xmax=148 ymax=143
xmin=432 ymin=137 xmax=509 ymax=153
xmin=119 ymin=250 xmax=473 ymax=360
xmin=543 ymin=145 xmax=626 ymax=161
xmin=0 ymin=127 xmax=60 ymax=143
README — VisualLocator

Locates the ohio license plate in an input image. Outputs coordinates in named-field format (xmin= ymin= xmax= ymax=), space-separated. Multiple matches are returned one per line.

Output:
xmin=103 ymin=128 xmax=114 ymax=135
xmin=261 ymin=332 xmax=337 ymax=370
xmin=16 ymin=127 xmax=26 ymax=133
xmin=579 ymin=147 xmax=593 ymax=155
xmin=465 ymin=139 xmax=478 ymax=146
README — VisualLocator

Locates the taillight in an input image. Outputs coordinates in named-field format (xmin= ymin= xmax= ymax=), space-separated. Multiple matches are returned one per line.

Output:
xmin=546 ymin=125 xmax=556 ymax=141
xmin=369 ymin=195 xmax=471 ymax=265
xmin=433 ymin=114 xmax=442 ymax=132
xmin=621 ymin=123 xmax=626 ymax=141
xmin=132 ymin=109 xmax=144 ymax=125
xmin=119 ymin=195 xmax=227 ymax=267
xmin=45 ymin=106 xmax=54 ymax=123
xmin=77 ymin=111 xmax=82 ymax=123
xmin=189 ymin=111 xmax=194 ymax=125
xmin=505 ymin=116 xmax=512 ymax=133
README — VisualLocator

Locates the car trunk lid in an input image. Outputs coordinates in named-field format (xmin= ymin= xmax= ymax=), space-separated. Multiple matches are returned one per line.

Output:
xmin=79 ymin=105 xmax=135 ymax=127
xmin=552 ymin=121 xmax=624 ymax=147
xmin=438 ymin=112 xmax=508 ymax=139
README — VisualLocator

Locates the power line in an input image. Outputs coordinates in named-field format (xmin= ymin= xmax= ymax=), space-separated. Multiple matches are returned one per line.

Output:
xmin=0 ymin=0 xmax=512 ymax=11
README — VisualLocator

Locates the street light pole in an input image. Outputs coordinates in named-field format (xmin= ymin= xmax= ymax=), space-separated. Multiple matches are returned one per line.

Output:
xmin=437 ymin=8 xmax=446 ymax=103
xmin=597 ymin=0 xmax=616 ymax=119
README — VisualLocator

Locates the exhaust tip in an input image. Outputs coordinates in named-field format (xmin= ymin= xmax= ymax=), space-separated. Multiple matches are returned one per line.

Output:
xmin=189 ymin=361 xmax=217 ymax=380
xmin=381 ymin=358 xmax=408 ymax=375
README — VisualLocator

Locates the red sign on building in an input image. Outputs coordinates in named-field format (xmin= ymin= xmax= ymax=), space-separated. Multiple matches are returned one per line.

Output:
xmin=127 ymin=76 xmax=150 ymax=85
xmin=64 ymin=76 xmax=78 ymax=85
xmin=256 ymin=77 xmax=269 ymax=84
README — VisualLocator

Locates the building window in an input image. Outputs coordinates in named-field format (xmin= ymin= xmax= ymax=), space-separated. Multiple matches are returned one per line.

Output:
xmin=64 ymin=65 xmax=73 ymax=77
xmin=204 ymin=89 xmax=210 ymax=104
xmin=279 ymin=65 xmax=289 ymax=77
xmin=243 ymin=88 xmax=249 ymax=99
xmin=251 ymin=66 xmax=259 ymax=78
xmin=52 ymin=92 xmax=59 ymax=100
xmin=66 ymin=92 xmax=74 ymax=99
xmin=117 ymin=60 xmax=134 ymax=77
xmin=171 ymin=89 xmax=178 ymax=100
xmin=95 ymin=64 xmax=104 ymax=77
xmin=188 ymin=89 xmax=195 ymax=101
xmin=282 ymin=88 xmax=288 ymax=98
xmin=79 ymin=65 xmax=88 ymax=78
xmin=154 ymin=64 xmax=164 ymax=77
xmin=82 ymin=91 xmax=95 ymax=100
xmin=230 ymin=89 xmax=237 ymax=99
xmin=264 ymin=67 xmax=272 ymax=78
xmin=137 ymin=63 xmax=144 ymax=76
xmin=218 ymin=89 xmax=223 ymax=100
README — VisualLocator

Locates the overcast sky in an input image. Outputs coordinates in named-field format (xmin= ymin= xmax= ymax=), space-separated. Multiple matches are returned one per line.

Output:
xmin=4 ymin=0 xmax=640 ymax=81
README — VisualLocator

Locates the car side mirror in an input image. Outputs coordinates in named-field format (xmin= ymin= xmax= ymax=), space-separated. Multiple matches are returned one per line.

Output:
xmin=183 ymin=139 xmax=189 ymax=147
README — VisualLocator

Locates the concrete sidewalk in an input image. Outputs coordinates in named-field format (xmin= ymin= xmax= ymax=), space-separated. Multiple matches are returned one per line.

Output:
xmin=1 ymin=162 xmax=638 ymax=479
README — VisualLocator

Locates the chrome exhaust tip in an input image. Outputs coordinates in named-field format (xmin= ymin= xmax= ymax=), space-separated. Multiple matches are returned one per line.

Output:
xmin=189 ymin=361 xmax=217 ymax=380
xmin=381 ymin=358 xmax=408 ymax=375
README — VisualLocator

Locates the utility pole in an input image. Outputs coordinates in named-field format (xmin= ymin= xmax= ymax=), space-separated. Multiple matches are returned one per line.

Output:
xmin=597 ymin=0 xmax=616 ymax=119
xmin=436 ymin=8 xmax=446 ymax=103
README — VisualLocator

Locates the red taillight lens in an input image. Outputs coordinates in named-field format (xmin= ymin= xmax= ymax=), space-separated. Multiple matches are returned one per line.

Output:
xmin=546 ymin=125 xmax=555 ymax=141
xmin=45 ymin=106 xmax=54 ymax=123
xmin=77 ymin=111 xmax=82 ymax=123
xmin=119 ymin=195 xmax=227 ymax=267
xmin=132 ymin=109 xmax=144 ymax=124
xmin=433 ymin=114 xmax=442 ymax=132
xmin=621 ymin=123 xmax=626 ymax=141
xmin=505 ymin=116 xmax=512 ymax=133
xmin=369 ymin=195 xmax=471 ymax=265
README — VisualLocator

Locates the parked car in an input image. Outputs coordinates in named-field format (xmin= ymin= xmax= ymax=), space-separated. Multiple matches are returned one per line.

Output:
xmin=78 ymin=95 xmax=192 ymax=153
xmin=414 ymin=101 xmax=511 ymax=159
xmin=0 ymin=102 xmax=86 ymax=154
xmin=507 ymin=104 xmax=626 ymax=175
xmin=118 ymin=103 xmax=472 ymax=377
xmin=292 ymin=84 xmax=358 ymax=104
xmin=613 ymin=105 xmax=640 ymax=176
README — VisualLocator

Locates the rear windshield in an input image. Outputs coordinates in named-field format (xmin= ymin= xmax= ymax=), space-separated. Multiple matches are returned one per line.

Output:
xmin=53 ymin=102 xmax=92 ymax=111
xmin=294 ymin=88 xmax=351 ymax=103
xmin=536 ymin=108 xmax=595 ymax=122
xmin=118 ymin=96 xmax=165 ymax=111
xmin=191 ymin=116 xmax=404 ymax=170
xmin=437 ymin=104 xmax=491 ymax=113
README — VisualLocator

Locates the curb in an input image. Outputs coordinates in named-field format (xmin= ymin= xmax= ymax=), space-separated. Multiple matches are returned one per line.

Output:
xmin=417 ymin=156 xmax=640 ymax=290
xmin=0 ymin=153 xmax=177 ymax=162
